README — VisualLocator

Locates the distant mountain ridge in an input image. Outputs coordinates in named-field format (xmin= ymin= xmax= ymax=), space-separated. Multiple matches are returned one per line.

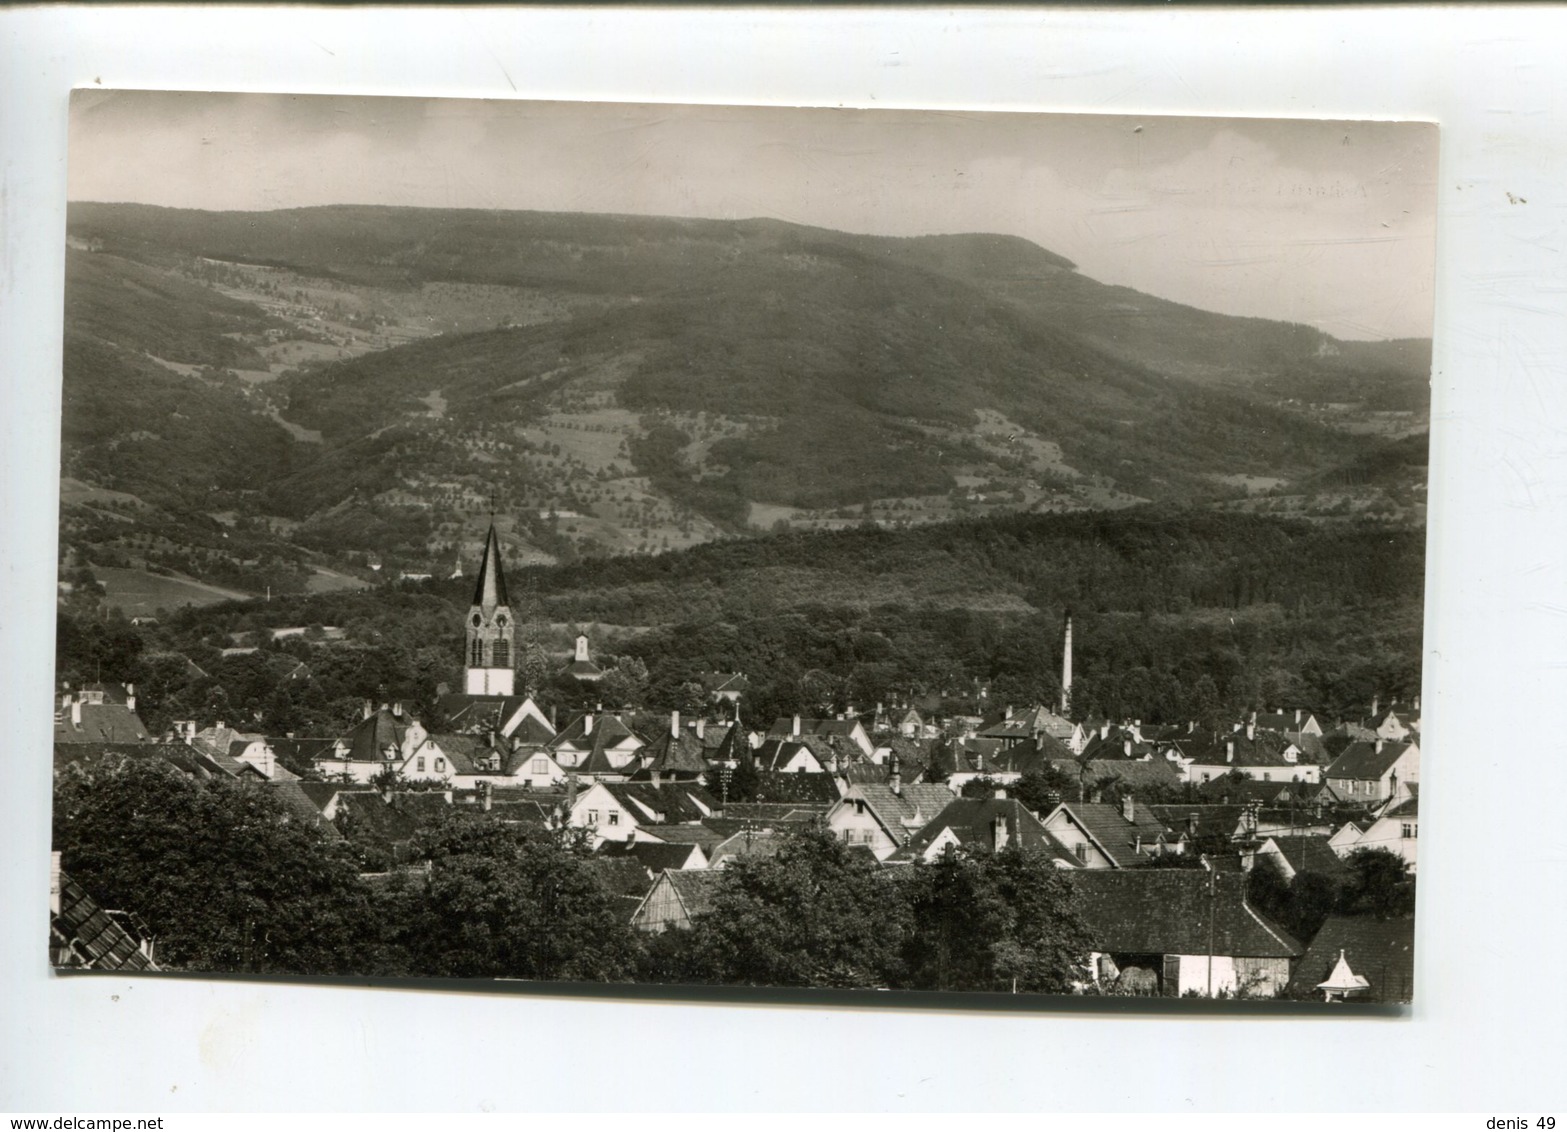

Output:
xmin=59 ymin=202 xmax=1428 ymax=595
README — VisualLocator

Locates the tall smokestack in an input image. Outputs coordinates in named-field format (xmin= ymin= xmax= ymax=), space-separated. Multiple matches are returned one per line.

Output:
xmin=1060 ymin=610 xmax=1073 ymax=717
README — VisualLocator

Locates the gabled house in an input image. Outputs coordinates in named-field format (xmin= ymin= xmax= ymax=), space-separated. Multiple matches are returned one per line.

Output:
xmin=631 ymin=712 xmax=712 ymax=784
xmin=1284 ymin=915 xmax=1416 ymax=1003
xmin=599 ymin=838 xmax=709 ymax=873
xmin=698 ymin=672 xmax=748 ymax=704
xmin=1071 ymin=869 xmax=1302 ymax=998
xmin=1324 ymin=740 xmax=1420 ymax=806
xmin=53 ymin=690 xmax=151 ymax=744
xmin=1363 ymin=700 xmax=1420 ymax=742
xmin=566 ymin=781 xmax=718 ymax=845
xmin=751 ymin=737 xmax=826 ymax=775
xmin=1176 ymin=724 xmax=1319 ymax=785
xmin=1040 ymin=797 xmax=1170 ymax=868
xmin=1255 ymin=834 xmax=1351 ymax=883
xmin=824 ymin=781 xmax=958 ymax=860
xmin=631 ymin=870 xmax=724 ymax=932
xmin=1352 ymin=786 xmax=1420 ymax=872
xmin=1327 ymin=818 xmax=1373 ymax=856
xmin=886 ymin=797 xmax=1078 ymax=866
xmin=1255 ymin=709 xmax=1326 ymax=738
xmin=548 ymin=710 xmax=644 ymax=773
xmin=766 ymin=715 xmax=875 ymax=758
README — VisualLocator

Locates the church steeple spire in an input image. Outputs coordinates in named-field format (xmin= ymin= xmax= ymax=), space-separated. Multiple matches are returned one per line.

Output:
xmin=473 ymin=523 xmax=510 ymax=609
xmin=464 ymin=523 xmax=515 ymax=697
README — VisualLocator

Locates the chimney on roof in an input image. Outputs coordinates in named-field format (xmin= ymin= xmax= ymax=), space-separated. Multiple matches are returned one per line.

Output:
xmin=1123 ymin=738 xmax=1132 ymax=757
xmin=696 ymin=718 xmax=705 ymax=740
xmin=362 ymin=700 xmax=373 ymax=720
xmin=126 ymin=690 xmax=136 ymax=713
xmin=651 ymin=768 xmax=662 ymax=788
xmin=889 ymin=753 xmax=902 ymax=797
xmin=1371 ymin=694 xmax=1380 ymax=717
xmin=1226 ymin=739 xmax=1235 ymax=763
xmin=993 ymin=815 xmax=1010 ymax=852
xmin=584 ymin=713 xmax=594 ymax=735
xmin=792 ymin=714 xmax=801 ymax=738
xmin=1121 ymin=792 xmax=1135 ymax=823
xmin=1413 ymin=695 xmax=1421 ymax=712
xmin=1004 ymin=706 xmax=1014 ymax=721
xmin=1246 ymin=719 xmax=1256 ymax=741
xmin=70 ymin=699 xmax=81 ymax=726
xmin=995 ymin=787 xmax=1007 ymax=801
xmin=1100 ymin=722 xmax=1109 ymax=741
xmin=1375 ymin=738 xmax=1385 ymax=754
xmin=670 ymin=710 xmax=680 ymax=739
xmin=1295 ymin=708 xmax=1302 ymax=725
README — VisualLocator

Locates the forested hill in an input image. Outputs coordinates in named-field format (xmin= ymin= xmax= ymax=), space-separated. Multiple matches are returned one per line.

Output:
xmin=61 ymin=203 xmax=1429 ymax=599
xmin=72 ymin=509 xmax=1425 ymax=736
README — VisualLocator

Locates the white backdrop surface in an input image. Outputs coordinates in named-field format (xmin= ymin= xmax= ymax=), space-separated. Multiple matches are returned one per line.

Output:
xmin=2 ymin=5 xmax=1565 ymax=1113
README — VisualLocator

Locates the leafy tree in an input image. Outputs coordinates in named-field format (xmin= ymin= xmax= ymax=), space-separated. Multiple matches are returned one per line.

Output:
xmin=395 ymin=816 xmax=638 ymax=981
xmin=52 ymin=755 xmax=381 ymax=974
xmin=1010 ymin=766 xmax=1076 ymax=814
xmin=683 ymin=831 xmax=909 ymax=988
xmin=1338 ymin=847 xmax=1415 ymax=919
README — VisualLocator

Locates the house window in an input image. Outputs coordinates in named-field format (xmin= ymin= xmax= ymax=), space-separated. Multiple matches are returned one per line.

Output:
xmin=435 ymin=758 xmax=445 ymax=773
xmin=1402 ymin=823 xmax=1417 ymax=838
xmin=417 ymin=757 xmax=425 ymax=772
xmin=532 ymin=759 xmax=547 ymax=774
xmin=608 ymin=812 xmax=620 ymax=826
xmin=587 ymin=809 xmax=599 ymax=824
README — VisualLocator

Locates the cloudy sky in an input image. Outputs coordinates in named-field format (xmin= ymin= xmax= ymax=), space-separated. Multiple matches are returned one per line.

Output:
xmin=69 ymin=91 xmax=1438 ymax=340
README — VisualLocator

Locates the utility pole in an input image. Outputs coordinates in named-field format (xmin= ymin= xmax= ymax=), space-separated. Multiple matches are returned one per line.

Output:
xmin=1207 ymin=865 xmax=1217 ymax=998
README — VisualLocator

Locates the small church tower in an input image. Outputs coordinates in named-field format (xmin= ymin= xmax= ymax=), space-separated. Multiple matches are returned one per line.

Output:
xmin=464 ymin=524 xmax=515 ymax=696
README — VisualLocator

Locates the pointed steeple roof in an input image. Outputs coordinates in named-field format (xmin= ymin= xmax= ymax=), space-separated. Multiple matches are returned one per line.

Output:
xmin=472 ymin=524 xmax=510 ymax=608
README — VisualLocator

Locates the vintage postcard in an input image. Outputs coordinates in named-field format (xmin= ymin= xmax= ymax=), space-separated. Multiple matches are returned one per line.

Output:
xmin=51 ymin=91 xmax=1432 ymax=1002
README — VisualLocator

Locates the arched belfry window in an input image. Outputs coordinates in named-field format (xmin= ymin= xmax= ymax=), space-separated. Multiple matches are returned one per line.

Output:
xmin=470 ymin=640 xmax=483 ymax=666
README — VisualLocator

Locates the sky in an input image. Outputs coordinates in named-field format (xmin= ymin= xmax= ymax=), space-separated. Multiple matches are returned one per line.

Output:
xmin=68 ymin=91 xmax=1439 ymax=340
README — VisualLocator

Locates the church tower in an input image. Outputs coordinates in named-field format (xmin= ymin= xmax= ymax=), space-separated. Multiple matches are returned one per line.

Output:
xmin=464 ymin=524 xmax=515 ymax=696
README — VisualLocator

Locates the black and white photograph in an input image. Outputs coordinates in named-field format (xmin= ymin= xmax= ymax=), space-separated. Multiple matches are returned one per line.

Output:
xmin=50 ymin=90 xmax=1435 ymax=1003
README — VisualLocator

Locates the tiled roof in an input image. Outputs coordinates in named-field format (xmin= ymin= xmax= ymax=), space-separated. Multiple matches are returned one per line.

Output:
xmin=334 ymin=791 xmax=421 ymax=846
xmin=1192 ymin=779 xmax=1305 ymax=806
xmin=665 ymin=870 xmax=725 ymax=919
xmin=890 ymin=798 xmax=1077 ymax=864
xmin=1177 ymin=729 xmax=1297 ymax=768
xmin=640 ymin=824 xmax=726 ymax=853
xmin=344 ymin=707 xmax=409 ymax=763
xmin=51 ymin=873 xmax=157 ymax=971
xmin=581 ymin=855 xmax=658 ymax=899
xmin=708 ymin=829 xmax=788 ymax=867
xmin=848 ymin=783 xmax=958 ymax=844
xmin=1265 ymin=834 xmax=1349 ymax=878
xmin=1078 ymin=758 xmax=1182 ymax=793
xmin=601 ymin=782 xmax=718 ymax=825
xmin=751 ymin=771 xmax=843 ymax=805
xmin=1325 ymin=741 xmax=1417 ymax=782
xmin=53 ymin=703 xmax=151 ymax=744
xmin=1284 ymin=915 xmax=1415 ymax=1002
xmin=1070 ymin=870 xmax=1303 ymax=959
xmin=550 ymin=712 xmax=638 ymax=751
xmin=266 ymin=779 xmax=345 ymax=840
xmin=1148 ymin=804 xmax=1248 ymax=840
xmin=639 ymin=726 xmax=713 ymax=777
xmin=723 ymin=802 xmax=832 ymax=823
xmin=599 ymin=840 xmax=703 ymax=874
xmin=432 ymin=733 xmax=509 ymax=775
xmin=1054 ymin=802 xmax=1169 ymax=866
